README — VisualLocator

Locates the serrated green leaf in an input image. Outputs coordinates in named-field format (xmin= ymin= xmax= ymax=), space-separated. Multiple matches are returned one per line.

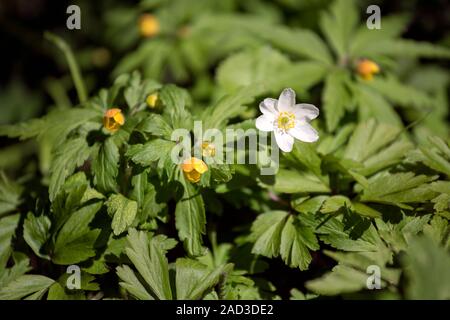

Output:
xmin=175 ymin=258 xmax=232 ymax=299
xmin=202 ymin=84 xmax=262 ymax=130
xmin=23 ymin=212 xmax=51 ymax=260
xmin=271 ymin=169 xmax=330 ymax=194
xmin=361 ymin=172 xmax=438 ymax=206
xmin=0 ymin=275 xmax=54 ymax=300
xmin=127 ymin=139 xmax=176 ymax=167
xmin=322 ymin=70 xmax=351 ymax=132
xmin=250 ymin=211 xmax=318 ymax=270
xmin=93 ymin=138 xmax=119 ymax=193
xmin=175 ymin=176 xmax=206 ymax=256
xmin=121 ymin=229 xmax=172 ymax=300
xmin=53 ymin=202 xmax=102 ymax=265
xmin=106 ymin=194 xmax=138 ymax=236
xmin=49 ymin=137 xmax=91 ymax=201
xmin=0 ymin=172 xmax=22 ymax=215
xmin=0 ymin=214 xmax=20 ymax=269
xmin=403 ymin=236 xmax=450 ymax=299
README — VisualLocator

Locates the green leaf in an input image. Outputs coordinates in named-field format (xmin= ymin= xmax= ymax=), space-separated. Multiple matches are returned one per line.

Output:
xmin=53 ymin=202 xmax=102 ymax=265
xmin=175 ymin=258 xmax=233 ymax=299
xmin=286 ymin=141 xmax=322 ymax=177
xmin=259 ymin=27 xmax=333 ymax=65
xmin=280 ymin=215 xmax=320 ymax=270
xmin=202 ymin=84 xmax=262 ymax=130
xmin=361 ymin=172 xmax=438 ymax=207
xmin=49 ymin=137 xmax=91 ymax=201
xmin=344 ymin=119 xmax=413 ymax=176
xmin=159 ymin=84 xmax=192 ymax=130
xmin=249 ymin=211 xmax=319 ymax=270
xmin=322 ymin=70 xmax=351 ymax=132
xmin=320 ymin=0 xmax=358 ymax=59
xmin=175 ymin=176 xmax=206 ymax=256
xmin=127 ymin=139 xmax=176 ymax=167
xmin=306 ymin=250 xmax=399 ymax=296
xmin=137 ymin=113 xmax=173 ymax=139
xmin=306 ymin=264 xmax=370 ymax=295
xmin=0 ymin=275 xmax=54 ymax=300
xmin=407 ymin=136 xmax=450 ymax=177
xmin=349 ymin=14 xmax=410 ymax=56
xmin=356 ymin=85 xmax=402 ymax=127
xmin=376 ymin=214 xmax=432 ymax=253
xmin=368 ymin=75 xmax=435 ymax=110
xmin=0 ymin=172 xmax=22 ymax=215
xmin=0 ymin=108 xmax=100 ymax=145
xmin=362 ymin=39 xmax=450 ymax=59
xmin=217 ymin=47 xmax=326 ymax=94
xmin=116 ymin=265 xmax=153 ymax=300
xmin=105 ymin=194 xmax=138 ymax=236
xmin=271 ymin=169 xmax=330 ymax=194
xmin=119 ymin=229 xmax=172 ymax=300
xmin=0 ymin=257 xmax=31 ymax=289
xmin=47 ymin=282 xmax=85 ymax=300
xmin=0 ymin=214 xmax=20 ymax=269
xmin=403 ymin=236 xmax=450 ymax=299
xmin=92 ymin=138 xmax=119 ymax=193
xmin=23 ymin=213 xmax=51 ymax=260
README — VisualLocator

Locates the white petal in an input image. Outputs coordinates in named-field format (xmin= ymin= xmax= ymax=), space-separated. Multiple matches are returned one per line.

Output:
xmin=259 ymin=98 xmax=278 ymax=115
xmin=293 ymin=103 xmax=319 ymax=120
xmin=277 ymin=88 xmax=296 ymax=112
xmin=289 ymin=122 xmax=319 ymax=143
xmin=255 ymin=115 xmax=274 ymax=132
xmin=274 ymin=130 xmax=294 ymax=152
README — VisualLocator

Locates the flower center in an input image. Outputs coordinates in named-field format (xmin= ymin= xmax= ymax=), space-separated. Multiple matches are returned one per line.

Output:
xmin=277 ymin=112 xmax=296 ymax=131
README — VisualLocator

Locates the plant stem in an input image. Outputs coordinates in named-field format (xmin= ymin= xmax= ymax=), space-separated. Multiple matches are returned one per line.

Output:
xmin=44 ymin=32 xmax=88 ymax=103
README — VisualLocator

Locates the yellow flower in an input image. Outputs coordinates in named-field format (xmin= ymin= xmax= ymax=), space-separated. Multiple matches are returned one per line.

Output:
xmin=139 ymin=14 xmax=160 ymax=38
xmin=146 ymin=93 xmax=159 ymax=109
xmin=201 ymin=142 xmax=216 ymax=157
xmin=356 ymin=59 xmax=380 ymax=81
xmin=103 ymin=108 xmax=125 ymax=133
xmin=181 ymin=157 xmax=208 ymax=183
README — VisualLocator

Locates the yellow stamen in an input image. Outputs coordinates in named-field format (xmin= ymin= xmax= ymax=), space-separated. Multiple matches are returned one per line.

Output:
xmin=277 ymin=112 xmax=296 ymax=131
xmin=201 ymin=142 xmax=216 ymax=157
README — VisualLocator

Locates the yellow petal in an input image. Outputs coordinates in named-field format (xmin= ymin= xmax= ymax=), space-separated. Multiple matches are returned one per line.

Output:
xmin=192 ymin=157 xmax=208 ymax=174
xmin=181 ymin=158 xmax=195 ymax=172
xmin=146 ymin=93 xmax=158 ymax=108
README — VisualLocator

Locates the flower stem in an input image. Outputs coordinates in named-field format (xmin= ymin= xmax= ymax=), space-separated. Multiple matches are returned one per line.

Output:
xmin=44 ymin=32 xmax=88 ymax=103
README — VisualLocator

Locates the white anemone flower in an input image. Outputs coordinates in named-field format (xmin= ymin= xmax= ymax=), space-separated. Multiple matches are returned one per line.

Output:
xmin=255 ymin=88 xmax=319 ymax=152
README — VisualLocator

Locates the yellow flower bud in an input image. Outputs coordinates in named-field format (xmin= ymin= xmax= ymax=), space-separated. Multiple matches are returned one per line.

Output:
xmin=103 ymin=108 xmax=125 ymax=133
xmin=139 ymin=14 xmax=160 ymax=38
xmin=201 ymin=142 xmax=216 ymax=157
xmin=181 ymin=157 xmax=208 ymax=183
xmin=146 ymin=93 xmax=159 ymax=109
xmin=356 ymin=59 xmax=380 ymax=81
